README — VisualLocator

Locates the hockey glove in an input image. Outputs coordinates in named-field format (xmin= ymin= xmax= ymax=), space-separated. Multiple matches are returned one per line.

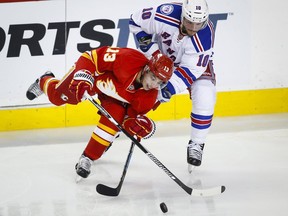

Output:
xmin=69 ymin=70 xmax=95 ymax=102
xmin=122 ymin=115 xmax=156 ymax=139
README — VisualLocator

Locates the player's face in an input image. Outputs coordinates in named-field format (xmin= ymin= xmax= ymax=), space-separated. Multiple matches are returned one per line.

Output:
xmin=181 ymin=17 xmax=204 ymax=36
xmin=142 ymin=70 xmax=163 ymax=90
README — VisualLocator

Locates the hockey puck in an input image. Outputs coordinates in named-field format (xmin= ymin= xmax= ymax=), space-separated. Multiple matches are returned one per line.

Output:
xmin=160 ymin=202 xmax=168 ymax=213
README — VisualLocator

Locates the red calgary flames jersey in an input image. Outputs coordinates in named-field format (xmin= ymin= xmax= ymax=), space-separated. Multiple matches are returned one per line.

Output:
xmin=80 ymin=46 xmax=158 ymax=116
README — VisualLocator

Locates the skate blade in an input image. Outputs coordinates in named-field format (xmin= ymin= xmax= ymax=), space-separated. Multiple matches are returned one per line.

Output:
xmin=188 ymin=164 xmax=196 ymax=173
xmin=75 ymin=175 xmax=83 ymax=183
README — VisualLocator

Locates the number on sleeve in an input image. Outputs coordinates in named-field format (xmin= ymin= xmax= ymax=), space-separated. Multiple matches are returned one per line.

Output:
xmin=142 ymin=7 xmax=153 ymax=20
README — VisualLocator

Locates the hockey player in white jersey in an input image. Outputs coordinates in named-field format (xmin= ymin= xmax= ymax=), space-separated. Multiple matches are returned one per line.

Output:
xmin=129 ymin=0 xmax=216 ymax=169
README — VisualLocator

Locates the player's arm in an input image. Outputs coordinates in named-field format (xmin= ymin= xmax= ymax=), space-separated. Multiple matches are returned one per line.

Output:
xmin=69 ymin=69 xmax=95 ymax=102
xmin=157 ymin=50 xmax=211 ymax=103
xmin=126 ymin=88 xmax=158 ymax=117
xmin=121 ymin=89 xmax=158 ymax=140
xmin=129 ymin=7 xmax=160 ymax=58
xmin=61 ymin=50 xmax=101 ymax=103
xmin=68 ymin=46 xmax=119 ymax=102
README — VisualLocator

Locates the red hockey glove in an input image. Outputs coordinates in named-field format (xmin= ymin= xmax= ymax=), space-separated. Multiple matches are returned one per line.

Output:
xmin=122 ymin=115 xmax=156 ymax=139
xmin=69 ymin=70 xmax=94 ymax=102
xmin=152 ymin=49 xmax=161 ymax=57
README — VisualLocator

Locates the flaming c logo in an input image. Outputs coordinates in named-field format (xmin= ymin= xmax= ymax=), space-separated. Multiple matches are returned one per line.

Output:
xmin=96 ymin=79 xmax=129 ymax=103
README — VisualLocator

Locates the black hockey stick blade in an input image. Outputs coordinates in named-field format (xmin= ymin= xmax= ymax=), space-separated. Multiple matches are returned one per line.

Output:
xmin=96 ymin=183 xmax=120 ymax=196
xmin=96 ymin=141 xmax=136 ymax=196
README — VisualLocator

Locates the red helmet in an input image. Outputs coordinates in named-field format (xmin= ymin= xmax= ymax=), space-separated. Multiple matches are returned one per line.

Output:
xmin=148 ymin=53 xmax=173 ymax=83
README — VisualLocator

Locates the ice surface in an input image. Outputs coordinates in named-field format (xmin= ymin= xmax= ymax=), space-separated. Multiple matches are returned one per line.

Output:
xmin=0 ymin=113 xmax=288 ymax=216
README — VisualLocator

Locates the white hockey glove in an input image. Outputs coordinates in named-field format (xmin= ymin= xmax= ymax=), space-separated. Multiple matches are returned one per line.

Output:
xmin=157 ymin=86 xmax=172 ymax=103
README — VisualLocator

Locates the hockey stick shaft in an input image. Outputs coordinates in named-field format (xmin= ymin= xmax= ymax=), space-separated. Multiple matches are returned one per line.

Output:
xmin=84 ymin=92 xmax=225 ymax=196
xmin=96 ymin=141 xmax=136 ymax=196
xmin=84 ymin=92 xmax=194 ymax=194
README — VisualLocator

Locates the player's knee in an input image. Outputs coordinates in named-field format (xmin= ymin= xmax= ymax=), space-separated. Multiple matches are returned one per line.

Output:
xmin=191 ymin=80 xmax=216 ymax=111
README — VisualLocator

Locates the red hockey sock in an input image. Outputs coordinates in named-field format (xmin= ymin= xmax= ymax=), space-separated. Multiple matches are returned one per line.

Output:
xmin=84 ymin=136 xmax=108 ymax=160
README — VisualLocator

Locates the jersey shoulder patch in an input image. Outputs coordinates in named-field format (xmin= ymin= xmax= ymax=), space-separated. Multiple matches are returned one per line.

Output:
xmin=155 ymin=3 xmax=182 ymax=27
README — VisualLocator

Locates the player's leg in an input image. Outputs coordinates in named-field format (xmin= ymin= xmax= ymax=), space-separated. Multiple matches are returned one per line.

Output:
xmin=187 ymin=79 xmax=216 ymax=167
xmin=75 ymin=97 xmax=127 ymax=178
xmin=26 ymin=69 xmax=79 ymax=106
xmin=26 ymin=71 xmax=57 ymax=100
xmin=26 ymin=54 xmax=96 ymax=105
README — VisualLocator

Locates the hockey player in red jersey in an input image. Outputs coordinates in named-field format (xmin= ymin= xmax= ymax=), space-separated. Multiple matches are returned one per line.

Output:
xmin=26 ymin=46 xmax=173 ymax=179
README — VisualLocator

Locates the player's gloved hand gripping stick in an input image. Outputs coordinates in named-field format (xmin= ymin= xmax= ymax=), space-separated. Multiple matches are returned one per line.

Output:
xmin=83 ymin=92 xmax=225 ymax=197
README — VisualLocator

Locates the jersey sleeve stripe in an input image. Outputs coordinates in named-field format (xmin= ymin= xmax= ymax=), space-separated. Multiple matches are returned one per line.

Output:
xmin=174 ymin=66 xmax=195 ymax=88
xmin=82 ymin=52 xmax=92 ymax=60
xmin=155 ymin=13 xmax=180 ymax=27
xmin=208 ymin=20 xmax=215 ymax=48
xmin=91 ymin=49 xmax=103 ymax=75
xmin=191 ymin=34 xmax=204 ymax=53
xmin=129 ymin=17 xmax=141 ymax=27
xmin=191 ymin=21 xmax=214 ymax=52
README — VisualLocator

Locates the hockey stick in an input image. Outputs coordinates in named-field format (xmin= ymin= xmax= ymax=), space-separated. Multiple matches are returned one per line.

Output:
xmin=96 ymin=141 xmax=135 ymax=196
xmin=84 ymin=92 xmax=226 ymax=197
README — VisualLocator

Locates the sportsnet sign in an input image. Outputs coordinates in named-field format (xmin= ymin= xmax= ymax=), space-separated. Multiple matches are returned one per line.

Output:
xmin=0 ymin=0 xmax=251 ymax=108
xmin=0 ymin=16 xmax=227 ymax=58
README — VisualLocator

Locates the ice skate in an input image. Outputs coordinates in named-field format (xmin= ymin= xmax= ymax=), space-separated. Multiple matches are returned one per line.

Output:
xmin=187 ymin=140 xmax=204 ymax=173
xmin=26 ymin=71 xmax=55 ymax=100
xmin=75 ymin=154 xmax=93 ymax=182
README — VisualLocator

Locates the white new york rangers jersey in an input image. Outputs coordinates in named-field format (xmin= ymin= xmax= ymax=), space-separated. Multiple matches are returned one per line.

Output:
xmin=130 ymin=2 xmax=215 ymax=95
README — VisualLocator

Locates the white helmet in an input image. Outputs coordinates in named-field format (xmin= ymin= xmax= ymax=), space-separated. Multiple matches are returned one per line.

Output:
xmin=182 ymin=0 xmax=209 ymax=24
